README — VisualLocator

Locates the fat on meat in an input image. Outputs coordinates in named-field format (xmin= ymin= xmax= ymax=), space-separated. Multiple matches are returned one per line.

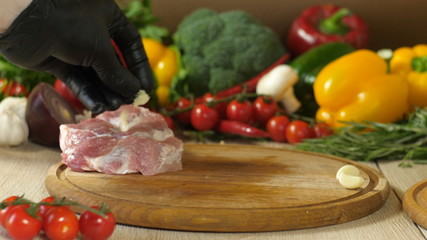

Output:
xmin=59 ymin=105 xmax=183 ymax=175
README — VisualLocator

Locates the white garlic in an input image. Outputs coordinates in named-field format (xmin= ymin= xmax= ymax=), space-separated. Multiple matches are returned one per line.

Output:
xmin=0 ymin=109 xmax=29 ymax=146
xmin=0 ymin=97 xmax=29 ymax=146
xmin=0 ymin=97 xmax=27 ymax=119
xmin=336 ymin=165 xmax=364 ymax=189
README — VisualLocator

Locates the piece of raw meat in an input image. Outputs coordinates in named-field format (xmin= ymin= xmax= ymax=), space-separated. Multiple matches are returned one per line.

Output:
xmin=59 ymin=105 xmax=183 ymax=175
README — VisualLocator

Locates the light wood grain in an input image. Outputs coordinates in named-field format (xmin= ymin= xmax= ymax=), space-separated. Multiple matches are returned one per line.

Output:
xmin=0 ymin=142 xmax=425 ymax=239
xmin=403 ymin=179 xmax=427 ymax=229
xmin=45 ymin=143 xmax=389 ymax=232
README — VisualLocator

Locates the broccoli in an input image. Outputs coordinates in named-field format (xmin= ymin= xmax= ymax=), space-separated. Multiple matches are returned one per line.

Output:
xmin=172 ymin=8 xmax=287 ymax=98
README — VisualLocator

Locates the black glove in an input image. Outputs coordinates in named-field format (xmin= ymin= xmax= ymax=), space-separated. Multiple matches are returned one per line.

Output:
xmin=0 ymin=0 xmax=154 ymax=114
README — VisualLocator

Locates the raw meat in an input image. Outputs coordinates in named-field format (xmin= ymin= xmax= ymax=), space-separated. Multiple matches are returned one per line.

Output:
xmin=59 ymin=105 xmax=183 ymax=175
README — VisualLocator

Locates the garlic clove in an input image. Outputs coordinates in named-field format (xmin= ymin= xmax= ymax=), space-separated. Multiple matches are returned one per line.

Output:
xmin=336 ymin=165 xmax=360 ymax=179
xmin=338 ymin=173 xmax=365 ymax=189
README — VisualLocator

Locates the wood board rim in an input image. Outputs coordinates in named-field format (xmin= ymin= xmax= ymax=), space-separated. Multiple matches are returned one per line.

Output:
xmin=45 ymin=143 xmax=390 ymax=232
xmin=403 ymin=179 xmax=427 ymax=229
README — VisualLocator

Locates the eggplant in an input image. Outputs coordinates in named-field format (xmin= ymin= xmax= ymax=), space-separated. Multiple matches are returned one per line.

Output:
xmin=25 ymin=82 xmax=76 ymax=147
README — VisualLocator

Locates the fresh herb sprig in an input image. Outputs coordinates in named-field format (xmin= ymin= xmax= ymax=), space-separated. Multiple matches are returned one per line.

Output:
xmin=296 ymin=108 xmax=427 ymax=167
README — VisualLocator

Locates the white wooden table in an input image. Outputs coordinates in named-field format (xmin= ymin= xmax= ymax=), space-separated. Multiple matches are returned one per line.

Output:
xmin=0 ymin=141 xmax=425 ymax=240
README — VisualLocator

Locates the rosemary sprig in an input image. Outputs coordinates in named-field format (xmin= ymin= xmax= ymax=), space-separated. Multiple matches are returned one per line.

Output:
xmin=296 ymin=108 xmax=427 ymax=166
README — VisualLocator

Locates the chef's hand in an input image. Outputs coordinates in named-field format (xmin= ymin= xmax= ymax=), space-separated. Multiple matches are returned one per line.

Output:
xmin=0 ymin=0 xmax=154 ymax=114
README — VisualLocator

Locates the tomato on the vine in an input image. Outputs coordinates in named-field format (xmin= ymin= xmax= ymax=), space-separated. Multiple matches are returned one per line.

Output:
xmin=37 ymin=196 xmax=56 ymax=219
xmin=266 ymin=115 xmax=291 ymax=142
xmin=253 ymin=96 xmax=278 ymax=124
xmin=174 ymin=97 xmax=192 ymax=125
xmin=202 ymin=93 xmax=227 ymax=119
xmin=4 ymin=205 xmax=42 ymax=240
xmin=79 ymin=206 xmax=116 ymax=240
xmin=0 ymin=79 xmax=27 ymax=97
xmin=161 ymin=114 xmax=175 ymax=130
xmin=226 ymin=99 xmax=253 ymax=124
xmin=313 ymin=122 xmax=333 ymax=138
xmin=190 ymin=104 xmax=219 ymax=131
xmin=286 ymin=120 xmax=315 ymax=144
xmin=0 ymin=196 xmax=19 ymax=227
xmin=43 ymin=206 xmax=79 ymax=240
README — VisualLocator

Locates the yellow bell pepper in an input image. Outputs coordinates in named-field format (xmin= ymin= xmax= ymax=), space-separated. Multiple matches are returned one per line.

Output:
xmin=142 ymin=38 xmax=179 ymax=106
xmin=390 ymin=44 xmax=427 ymax=107
xmin=314 ymin=50 xmax=409 ymax=128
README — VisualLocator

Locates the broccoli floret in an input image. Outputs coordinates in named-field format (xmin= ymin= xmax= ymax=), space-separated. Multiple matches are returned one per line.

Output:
xmin=172 ymin=8 xmax=286 ymax=97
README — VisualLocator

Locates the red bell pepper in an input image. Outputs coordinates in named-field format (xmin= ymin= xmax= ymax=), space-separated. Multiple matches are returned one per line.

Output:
xmin=287 ymin=4 xmax=369 ymax=56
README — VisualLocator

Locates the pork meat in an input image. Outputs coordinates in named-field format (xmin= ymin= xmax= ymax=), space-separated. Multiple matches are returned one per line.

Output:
xmin=59 ymin=105 xmax=183 ymax=175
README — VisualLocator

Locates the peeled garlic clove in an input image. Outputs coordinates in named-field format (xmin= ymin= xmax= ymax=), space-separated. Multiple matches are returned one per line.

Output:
xmin=338 ymin=173 xmax=364 ymax=189
xmin=336 ymin=165 xmax=360 ymax=179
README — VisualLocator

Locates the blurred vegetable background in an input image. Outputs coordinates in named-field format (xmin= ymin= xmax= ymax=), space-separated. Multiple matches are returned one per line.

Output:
xmin=1 ymin=0 xmax=427 ymax=164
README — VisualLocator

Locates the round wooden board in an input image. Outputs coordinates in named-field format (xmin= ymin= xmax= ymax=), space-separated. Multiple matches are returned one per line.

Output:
xmin=45 ymin=143 xmax=390 ymax=232
xmin=403 ymin=179 xmax=427 ymax=229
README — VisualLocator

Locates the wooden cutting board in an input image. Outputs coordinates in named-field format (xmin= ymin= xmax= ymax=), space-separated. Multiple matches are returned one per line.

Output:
xmin=403 ymin=179 xmax=427 ymax=229
xmin=45 ymin=143 xmax=390 ymax=232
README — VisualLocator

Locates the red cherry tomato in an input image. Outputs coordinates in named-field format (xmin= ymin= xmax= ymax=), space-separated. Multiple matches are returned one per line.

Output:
xmin=44 ymin=206 xmax=79 ymax=240
xmin=226 ymin=99 xmax=253 ymax=124
xmin=0 ymin=196 xmax=19 ymax=227
xmin=174 ymin=97 xmax=192 ymax=125
xmin=0 ymin=79 xmax=28 ymax=97
xmin=253 ymin=96 xmax=278 ymax=124
xmin=202 ymin=93 xmax=227 ymax=119
xmin=286 ymin=120 xmax=315 ymax=144
xmin=37 ymin=196 xmax=56 ymax=219
xmin=266 ymin=115 xmax=291 ymax=142
xmin=79 ymin=206 xmax=116 ymax=240
xmin=313 ymin=122 xmax=333 ymax=138
xmin=190 ymin=104 xmax=219 ymax=131
xmin=4 ymin=205 xmax=42 ymax=240
xmin=53 ymin=79 xmax=86 ymax=113
xmin=161 ymin=114 xmax=175 ymax=130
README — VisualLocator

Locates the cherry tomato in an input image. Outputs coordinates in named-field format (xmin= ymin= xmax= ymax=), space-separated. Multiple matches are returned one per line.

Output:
xmin=313 ymin=122 xmax=333 ymax=138
xmin=266 ymin=115 xmax=291 ymax=142
xmin=0 ymin=79 xmax=27 ymax=97
xmin=4 ymin=205 xmax=42 ymax=240
xmin=174 ymin=97 xmax=192 ymax=125
xmin=79 ymin=206 xmax=116 ymax=240
xmin=226 ymin=99 xmax=253 ymax=124
xmin=202 ymin=93 xmax=227 ymax=119
xmin=161 ymin=114 xmax=175 ymax=130
xmin=253 ymin=96 xmax=278 ymax=124
xmin=286 ymin=120 xmax=315 ymax=144
xmin=190 ymin=104 xmax=219 ymax=131
xmin=37 ymin=196 xmax=56 ymax=219
xmin=0 ymin=196 xmax=19 ymax=227
xmin=54 ymin=79 xmax=86 ymax=113
xmin=44 ymin=206 xmax=79 ymax=240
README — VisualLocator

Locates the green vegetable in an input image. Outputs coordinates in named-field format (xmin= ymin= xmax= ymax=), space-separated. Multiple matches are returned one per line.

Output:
xmin=122 ymin=0 xmax=169 ymax=41
xmin=290 ymin=42 xmax=355 ymax=117
xmin=0 ymin=55 xmax=55 ymax=93
xmin=296 ymin=108 xmax=427 ymax=167
xmin=171 ymin=8 xmax=286 ymax=98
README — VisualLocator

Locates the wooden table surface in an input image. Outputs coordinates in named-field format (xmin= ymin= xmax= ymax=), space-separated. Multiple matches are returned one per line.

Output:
xmin=0 ymin=141 xmax=426 ymax=240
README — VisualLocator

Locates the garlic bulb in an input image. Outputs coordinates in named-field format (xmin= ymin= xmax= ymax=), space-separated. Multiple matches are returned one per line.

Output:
xmin=0 ymin=97 xmax=27 ymax=119
xmin=0 ymin=97 xmax=29 ymax=146
xmin=0 ymin=109 xmax=29 ymax=146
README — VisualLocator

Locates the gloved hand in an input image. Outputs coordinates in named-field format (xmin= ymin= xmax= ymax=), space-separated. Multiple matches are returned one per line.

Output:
xmin=0 ymin=0 xmax=154 ymax=114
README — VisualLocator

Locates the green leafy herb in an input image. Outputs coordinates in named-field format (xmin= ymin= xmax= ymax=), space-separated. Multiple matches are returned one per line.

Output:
xmin=0 ymin=55 xmax=55 ymax=101
xmin=296 ymin=108 xmax=427 ymax=166
xmin=122 ymin=0 xmax=169 ymax=41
